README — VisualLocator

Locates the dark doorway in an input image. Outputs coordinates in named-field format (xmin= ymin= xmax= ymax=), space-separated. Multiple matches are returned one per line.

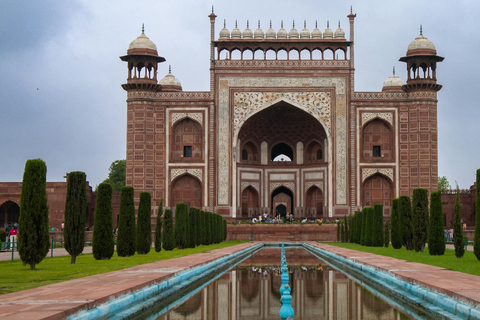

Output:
xmin=271 ymin=186 xmax=294 ymax=219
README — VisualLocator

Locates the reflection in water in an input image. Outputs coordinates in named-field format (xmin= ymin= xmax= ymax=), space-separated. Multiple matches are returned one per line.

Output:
xmin=151 ymin=249 xmax=411 ymax=320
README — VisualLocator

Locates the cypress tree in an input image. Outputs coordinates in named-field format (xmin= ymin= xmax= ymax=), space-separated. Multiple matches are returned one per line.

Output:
xmin=355 ymin=211 xmax=362 ymax=244
xmin=372 ymin=204 xmax=384 ymax=247
xmin=475 ymin=169 xmax=480 ymax=260
xmin=384 ymin=220 xmax=390 ymax=248
xmin=428 ymin=190 xmax=445 ymax=255
xmin=223 ymin=219 xmax=227 ymax=241
xmin=195 ymin=208 xmax=202 ymax=246
xmin=349 ymin=214 xmax=354 ymax=243
xmin=361 ymin=208 xmax=368 ymax=245
xmin=187 ymin=207 xmax=196 ymax=248
xmin=162 ymin=209 xmax=175 ymax=251
xmin=412 ymin=188 xmax=429 ymax=252
xmin=399 ymin=195 xmax=413 ymax=250
xmin=199 ymin=210 xmax=206 ymax=245
xmin=453 ymin=187 xmax=465 ymax=258
xmin=92 ymin=183 xmax=114 ymax=260
xmin=337 ymin=221 xmax=340 ymax=242
xmin=365 ymin=207 xmax=374 ymax=246
xmin=18 ymin=159 xmax=50 ymax=270
xmin=64 ymin=171 xmax=87 ymax=264
xmin=205 ymin=211 xmax=212 ymax=245
xmin=116 ymin=186 xmax=136 ymax=257
xmin=391 ymin=198 xmax=402 ymax=249
xmin=344 ymin=215 xmax=349 ymax=243
xmin=340 ymin=222 xmax=345 ymax=242
xmin=175 ymin=203 xmax=188 ymax=249
xmin=136 ymin=192 xmax=152 ymax=254
xmin=154 ymin=198 xmax=164 ymax=252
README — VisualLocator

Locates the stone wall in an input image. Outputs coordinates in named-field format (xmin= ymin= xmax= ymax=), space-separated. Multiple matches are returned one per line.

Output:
xmin=226 ymin=224 xmax=337 ymax=242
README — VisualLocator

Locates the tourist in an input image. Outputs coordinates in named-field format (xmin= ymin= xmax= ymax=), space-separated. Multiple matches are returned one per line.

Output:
xmin=301 ymin=218 xmax=307 ymax=223
xmin=9 ymin=226 xmax=18 ymax=248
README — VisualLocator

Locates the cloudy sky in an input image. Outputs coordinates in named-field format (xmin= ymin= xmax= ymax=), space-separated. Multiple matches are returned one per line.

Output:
xmin=0 ymin=0 xmax=479 ymax=189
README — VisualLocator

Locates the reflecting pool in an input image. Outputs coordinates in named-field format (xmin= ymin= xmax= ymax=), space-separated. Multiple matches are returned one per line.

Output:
xmin=142 ymin=248 xmax=411 ymax=319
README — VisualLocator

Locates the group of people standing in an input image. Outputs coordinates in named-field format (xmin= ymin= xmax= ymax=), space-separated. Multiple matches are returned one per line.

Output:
xmin=3 ymin=222 xmax=18 ymax=249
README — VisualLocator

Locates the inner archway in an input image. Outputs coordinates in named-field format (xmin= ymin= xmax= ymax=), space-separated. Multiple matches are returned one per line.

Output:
xmin=241 ymin=186 xmax=259 ymax=218
xmin=362 ymin=174 xmax=393 ymax=215
xmin=306 ymin=186 xmax=323 ymax=218
xmin=0 ymin=201 xmax=20 ymax=227
xmin=271 ymin=186 xmax=294 ymax=219
xmin=171 ymin=174 xmax=202 ymax=208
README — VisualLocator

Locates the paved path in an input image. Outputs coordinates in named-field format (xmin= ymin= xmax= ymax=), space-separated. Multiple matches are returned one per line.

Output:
xmin=1 ymin=242 xmax=480 ymax=319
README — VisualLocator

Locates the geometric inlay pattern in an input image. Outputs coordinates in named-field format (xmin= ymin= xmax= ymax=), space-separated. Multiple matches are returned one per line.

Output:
xmin=171 ymin=168 xmax=203 ymax=182
xmin=171 ymin=112 xmax=203 ymax=127
xmin=270 ymin=182 xmax=295 ymax=193
xmin=361 ymin=112 xmax=393 ymax=127
xmin=241 ymin=182 xmax=260 ymax=193
xmin=361 ymin=167 xmax=394 ymax=183
xmin=305 ymin=181 xmax=324 ymax=192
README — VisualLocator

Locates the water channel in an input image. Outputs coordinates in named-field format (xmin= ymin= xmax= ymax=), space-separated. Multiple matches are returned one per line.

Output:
xmin=137 ymin=248 xmax=411 ymax=319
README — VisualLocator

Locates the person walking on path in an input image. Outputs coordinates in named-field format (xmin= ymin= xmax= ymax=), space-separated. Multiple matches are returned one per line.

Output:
xmin=9 ymin=226 xmax=18 ymax=250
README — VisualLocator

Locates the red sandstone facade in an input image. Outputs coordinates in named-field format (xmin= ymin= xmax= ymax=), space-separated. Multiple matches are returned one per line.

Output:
xmin=121 ymin=10 xmax=444 ymax=220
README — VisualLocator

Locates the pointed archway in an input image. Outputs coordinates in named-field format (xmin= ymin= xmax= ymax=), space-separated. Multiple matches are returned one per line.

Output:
xmin=363 ymin=174 xmax=393 ymax=215
xmin=0 ymin=200 xmax=20 ymax=227
xmin=271 ymin=186 xmax=294 ymax=219
xmin=241 ymin=186 xmax=259 ymax=218
xmin=306 ymin=186 xmax=324 ymax=218
xmin=171 ymin=174 xmax=202 ymax=208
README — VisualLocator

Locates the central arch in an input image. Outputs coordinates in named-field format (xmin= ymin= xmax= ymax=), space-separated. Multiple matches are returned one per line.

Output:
xmin=271 ymin=186 xmax=294 ymax=219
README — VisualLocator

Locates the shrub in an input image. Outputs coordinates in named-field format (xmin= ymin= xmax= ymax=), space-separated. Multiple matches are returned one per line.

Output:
xmin=428 ymin=190 xmax=445 ymax=255
xmin=195 ymin=208 xmax=202 ymax=246
xmin=391 ymin=198 xmax=402 ymax=249
xmin=412 ymin=188 xmax=429 ymax=252
xmin=18 ymin=159 xmax=50 ymax=270
xmin=205 ymin=211 xmax=212 ymax=245
xmin=199 ymin=210 xmax=206 ymax=245
xmin=340 ymin=222 xmax=345 ymax=242
xmin=337 ymin=221 xmax=340 ymax=242
xmin=117 ymin=186 xmax=136 ymax=257
xmin=475 ymin=169 xmax=480 ymax=260
xmin=92 ymin=183 xmax=114 ymax=260
xmin=223 ymin=219 xmax=227 ymax=241
xmin=64 ymin=171 xmax=87 ymax=264
xmin=361 ymin=208 xmax=368 ymax=245
xmin=175 ymin=203 xmax=188 ymax=249
xmin=0 ymin=229 xmax=7 ymax=242
xmin=399 ymin=196 xmax=413 ymax=250
xmin=365 ymin=207 xmax=374 ymax=246
xmin=136 ymin=192 xmax=152 ymax=255
xmin=187 ymin=207 xmax=196 ymax=248
xmin=162 ymin=209 xmax=175 ymax=251
xmin=154 ymin=198 xmax=163 ymax=252
xmin=344 ymin=215 xmax=349 ymax=243
xmin=372 ymin=204 xmax=384 ymax=247
xmin=453 ymin=187 xmax=465 ymax=258
xmin=384 ymin=220 xmax=390 ymax=248
xmin=355 ymin=211 xmax=362 ymax=244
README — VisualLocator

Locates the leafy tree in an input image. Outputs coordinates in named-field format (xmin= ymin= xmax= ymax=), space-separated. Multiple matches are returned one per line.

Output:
xmin=372 ymin=204 xmax=384 ymax=247
xmin=428 ymin=190 xmax=445 ymax=255
xmin=399 ymin=195 xmax=413 ymax=250
xmin=187 ymin=207 xmax=196 ymax=248
xmin=137 ymin=192 xmax=152 ymax=254
xmin=18 ymin=159 xmax=50 ymax=270
xmin=64 ymin=171 xmax=87 ymax=264
xmin=116 ymin=186 xmax=136 ymax=257
xmin=92 ymin=183 xmax=114 ymax=260
xmin=175 ymin=203 xmax=188 ymax=249
xmin=154 ymin=198 xmax=164 ymax=252
xmin=475 ymin=169 xmax=480 ymax=260
xmin=453 ymin=187 xmax=464 ymax=258
xmin=101 ymin=159 xmax=126 ymax=191
xmin=438 ymin=176 xmax=451 ymax=192
xmin=162 ymin=209 xmax=175 ymax=251
xmin=412 ymin=188 xmax=429 ymax=252
xmin=384 ymin=220 xmax=390 ymax=248
xmin=365 ymin=207 xmax=374 ymax=246
xmin=391 ymin=198 xmax=402 ymax=249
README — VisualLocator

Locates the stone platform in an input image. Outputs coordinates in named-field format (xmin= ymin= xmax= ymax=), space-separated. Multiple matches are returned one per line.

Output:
xmin=226 ymin=223 xmax=337 ymax=241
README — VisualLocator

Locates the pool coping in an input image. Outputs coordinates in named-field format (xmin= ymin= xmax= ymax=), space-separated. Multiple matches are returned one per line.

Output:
xmin=0 ymin=241 xmax=480 ymax=319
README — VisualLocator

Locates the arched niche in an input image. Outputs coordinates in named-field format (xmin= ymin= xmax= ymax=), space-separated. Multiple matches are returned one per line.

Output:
xmin=241 ymin=186 xmax=259 ymax=218
xmin=305 ymin=186 xmax=323 ymax=217
xmin=0 ymin=200 xmax=20 ymax=227
xmin=171 ymin=174 xmax=202 ymax=208
xmin=241 ymin=141 xmax=259 ymax=164
xmin=271 ymin=142 xmax=294 ymax=162
xmin=272 ymin=186 xmax=294 ymax=218
xmin=305 ymin=140 xmax=324 ymax=163
xmin=171 ymin=118 xmax=203 ymax=162
xmin=361 ymin=118 xmax=394 ymax=162
xmin=362 ymin=174 xmax=393 ymax=214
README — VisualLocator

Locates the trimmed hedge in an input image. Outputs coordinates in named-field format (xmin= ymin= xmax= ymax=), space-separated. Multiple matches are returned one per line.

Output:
xmin=154 ymin=198 xmax=163 ymax=252
xmin=175 ymin=203 xmax=188 ymax=249
xmin=18 ymin=159 xmax=50 ymax=270
xmin=136 ymin=192 xmax=152 ymax=255
xmin=92 ymin=183 xmax=114 ymax=260
xmin=372 ymin=204 xmax=384 ymax=247
xmin=162 ymin=209 xmax=175 ymax=251
xmin=428 ymin=190 xmax=445 ymax=255
xmin=391 ymin=198 xmax=402 ymax=249
xmin=384 ymin=220 xmax=390 ymax=248
xmin=365 ymin=207 xmax=374 ymax=247
xmin=475 ymin=169 xmax=480 ymax=260
xmin=412 ymin=188 xmax=429 ymax=252
xmin=187 ymin=207 xmax=196 ymax=248
xmin=64 ymin=171 xmax=87 ymax=264
xmin=453 ymin=188 xmax=464 ymax=258
xmin=399 ymin=195 xmax=413 ymax=250
xmin=117 ymin=186 xmax=136 ymax=257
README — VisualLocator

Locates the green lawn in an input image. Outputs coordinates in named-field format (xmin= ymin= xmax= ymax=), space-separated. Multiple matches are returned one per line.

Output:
xmin=328 ymin=242 xmax=480 ymax=277
xmin=0 ymin=240 xmax=246 ymax=295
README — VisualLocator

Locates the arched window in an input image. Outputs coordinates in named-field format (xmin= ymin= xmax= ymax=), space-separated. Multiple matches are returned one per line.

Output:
xmin=171 ymin=118 xmax=203 ymax=162
xmin=271 ymin=143 xmax=293 ymax=162
xmin=242 ymin=149 xmax=248 ymax=160
xmin=316 ymin=149 xmax=322 ymax=160
xmin=362 ymin=118 xmax=393 ymax=162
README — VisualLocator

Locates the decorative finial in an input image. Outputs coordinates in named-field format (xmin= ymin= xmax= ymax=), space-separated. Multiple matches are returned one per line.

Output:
xmin=211 ymin=5 xmax=214 ymax=13
xmin=270 ymin=20 xmax=272 ymax=28
xmin=169 ymin=65 xmax=171 ymax=74
xmin=224 ymin=19 xmax=226 ymax=28
xmin=235 ymin=20 xmax=238 ymax=28
xmin=293 ymin=20 xmax=295 ymax=28
xmin=393 ymin=66 xmax=396 ymax=75
xmin=338 ymin=21 xmax=341 ymax=28
xmin=420 ymin=24 xmax=423 ymax=35
xmin=247 ymin=20 xmax=249 ymax=28
xmin=350 ymin=6 xmax=353 ymax=14
xmin=327 ymin=20 xmax=329 ymax=28
xmin=258 ymin=20 xmax=260 ymax=28
xmin=142 ymin=23 xmax=145 ymax=34
xmin=315 ymin=20 xmax=318 ymax=28
xmin=304 ymin=20 xmax=306 ymax=28
xmin=281 ymin=20 xmax=284 ymax=28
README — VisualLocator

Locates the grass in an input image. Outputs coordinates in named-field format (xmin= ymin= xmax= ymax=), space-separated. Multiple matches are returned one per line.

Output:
xmin=328 ymin=242 xmax=480 ymax=277
xmin=0 ymin=240 xmax=246 ymax=295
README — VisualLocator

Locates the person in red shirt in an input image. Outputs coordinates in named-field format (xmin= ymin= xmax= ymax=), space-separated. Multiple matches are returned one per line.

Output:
xmin=9 ymin=227 xmax=18 ymax=247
